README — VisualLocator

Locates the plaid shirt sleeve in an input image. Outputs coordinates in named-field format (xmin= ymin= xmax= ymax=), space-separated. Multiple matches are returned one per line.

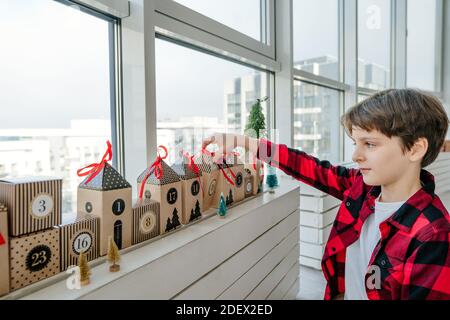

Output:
xmin=402 ymin=229 xmax=450 ymax=299
xmin=257 ymin=139 xmax=360 ymax=200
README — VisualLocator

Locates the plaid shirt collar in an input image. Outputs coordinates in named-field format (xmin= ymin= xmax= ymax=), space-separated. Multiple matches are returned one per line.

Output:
xmin=365 ymin=169 xmax=435 ymax=233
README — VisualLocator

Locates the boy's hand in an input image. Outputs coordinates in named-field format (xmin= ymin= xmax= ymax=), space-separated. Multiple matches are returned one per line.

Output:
xmin=202 ymin=132 xmax=260 ymax=163
xmin=202 ymin=132 xmax=239 ymax=156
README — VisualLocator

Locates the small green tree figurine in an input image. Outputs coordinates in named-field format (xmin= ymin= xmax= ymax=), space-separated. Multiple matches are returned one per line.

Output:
xmin=266 ymin=164 xmax=278 ymax=193
xmin=217 ymin=192 xmax=227 ymax=218
xmin=245 ymin=96 xmax=268 ymax=139
xmin=107 ymin=236 xmax=121 ymax=272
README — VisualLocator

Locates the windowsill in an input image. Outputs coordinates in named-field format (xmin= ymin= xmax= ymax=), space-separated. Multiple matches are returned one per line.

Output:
xmin=2 ymin=176 xmax=300 ymax=300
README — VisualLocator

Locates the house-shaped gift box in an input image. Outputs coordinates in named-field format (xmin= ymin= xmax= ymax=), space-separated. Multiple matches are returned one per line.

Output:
xmin=194 ymin=151 xmax=220 ymax=212
xmin=77 ymin=162 xmax=132 ymax=256
xmin=137 ymin=160 xmax=182 ymax=234
xmin=171 ymin=163 xmax=203 ymax=225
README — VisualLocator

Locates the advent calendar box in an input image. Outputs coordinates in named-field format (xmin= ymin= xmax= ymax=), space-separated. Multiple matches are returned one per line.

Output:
xmin=9 ymin=228 xmax=60 ymax=291
xmin=0 ymin=203 xmax=9 ymax=296
xmin=0 ymin=177 xmax=62 ymax=236
xmin=58 ymin=212 xmax=100 ymax=271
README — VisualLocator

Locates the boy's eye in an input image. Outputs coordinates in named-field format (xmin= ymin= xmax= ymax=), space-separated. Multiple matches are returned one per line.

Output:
xmin=366 ymin=143 xmax=375 ymax=148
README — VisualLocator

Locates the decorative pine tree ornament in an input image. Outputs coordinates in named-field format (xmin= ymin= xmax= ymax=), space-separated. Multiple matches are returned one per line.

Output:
xmin=78 ymin=250 xmax=91 ymax=286
xmin=266 ymin=164 xmax=279 ymax=193
xmin=217 ymin=193 xmax=227 ymax=218
xmin=245 ymin=96 xmax=268 ymax=139
xmin=107 ymin=236 xmax=121 ymax=272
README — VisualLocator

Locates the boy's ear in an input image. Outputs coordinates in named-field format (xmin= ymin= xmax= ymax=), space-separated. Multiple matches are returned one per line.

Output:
xmin=408 ymin=137 xmax=428 ymax=163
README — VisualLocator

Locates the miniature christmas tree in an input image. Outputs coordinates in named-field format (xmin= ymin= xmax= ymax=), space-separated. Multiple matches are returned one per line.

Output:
xmin=245 ymin=96 xmax=268 ymax=139
xmin=165 ymin=217 xmax=173 ymax=232
xmin=266 ymin=164 xmax=279 ymax=193
xmin=107 ymin=236 xmax=121 ymax=272
xmin=78 ymin=250 xmax=91 ymax=286
xmin=217 ymin=193 xmax=227 ymax=218
xmin=245 ymin=97 xmax=268 ymax=194
xmin=189 ymin=200 xmax=201 ymax=222
xmin=171 ymin=208 xmax=181 ymax=229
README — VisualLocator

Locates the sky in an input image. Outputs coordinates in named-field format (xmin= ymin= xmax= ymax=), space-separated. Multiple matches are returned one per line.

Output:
xmin=0 ymin=0 xmax=439 ymax=129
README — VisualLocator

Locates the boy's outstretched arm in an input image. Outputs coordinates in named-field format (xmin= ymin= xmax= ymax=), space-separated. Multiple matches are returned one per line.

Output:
xmin=203 ymin=133 xmax=360 ymax=201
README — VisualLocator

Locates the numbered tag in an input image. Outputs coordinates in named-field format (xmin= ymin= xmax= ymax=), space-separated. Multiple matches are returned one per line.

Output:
xmin=208 ymin=179 xmax=217 ymax=196
xmin=72 ymin=232 xmax=93 ymax=254
xmin=85 ymin=202 xmax=93 ymax=213
xmin=112 ymin=199 xmax=125 ymax=216
xmin=167 ymin=188 xmax=178 ymax=204
xmin=246 ymin=181 xmax=253 ymax=193
xmin=26 ymin=245 xmax=52 ymax=272
xmin=31 ymin=194 xmax=54 ymax=218
xmin=191 ymin=180 xmax=200 ymax=196
xmin=140 ymin=211 xmax=156 ymax=234
xmin=236 ymin=173 xmax=243 ymax=187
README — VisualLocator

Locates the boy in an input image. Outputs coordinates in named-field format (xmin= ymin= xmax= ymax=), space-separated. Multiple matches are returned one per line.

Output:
xmin=202 ymin=89 xmax=450 ymax=300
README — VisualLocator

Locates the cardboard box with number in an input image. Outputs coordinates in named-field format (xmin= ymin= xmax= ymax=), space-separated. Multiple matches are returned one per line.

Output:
xmin=132 ymin=199 xmax=160 ymax=245
xmin=0 ymin=177 xmax=62 ymax=236
xmin=172 ymin=163 xmax=203 ymax=225
xmin=9 ymin=227 xmax=60 ymax=291
xmin=0 ymin=203 xmax=9 ymax=296
xmin=77 ymin=162 xmax=132 ymax=256
xmin=194 ymin=152 xmax=220 ymax=212
xmin=245 ymin=161 xmax=263 ymax=195
xmin=137 ymin=160 xmax=182 ymax=234
xmin=243 ymin=168 xmax=255 ymax=198
xmin=58 ymin=212 xmax=100 ymax=271
xmin=229 ymin=156 xmax=245 ymax=203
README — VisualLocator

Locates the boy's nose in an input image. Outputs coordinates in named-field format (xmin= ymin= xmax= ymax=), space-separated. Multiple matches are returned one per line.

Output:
xmin=352 ymin=149 xmax=365 ymax=163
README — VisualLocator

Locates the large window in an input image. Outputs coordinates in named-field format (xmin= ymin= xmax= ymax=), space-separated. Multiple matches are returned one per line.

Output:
xmin=293 ymin=82 xmax=341 ymax=163
xmin=293 ymin=0 xmax=340 ymax=81
xmin=0 ymin=1 xmax=117 ymax=213
xmin=358 ymin=0 xmax=391 ymax=90
xmin=406 ymin=0 xmax=440 ymax=91
xmin=173 ymin=0 xmax=263 ymax=42
xmin=155 ymin=38 xmax=269 ymax=164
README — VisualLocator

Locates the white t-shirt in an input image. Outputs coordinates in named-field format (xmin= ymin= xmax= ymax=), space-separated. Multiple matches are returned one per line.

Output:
xmin=344 ymin=196 xmax=405 ymax=300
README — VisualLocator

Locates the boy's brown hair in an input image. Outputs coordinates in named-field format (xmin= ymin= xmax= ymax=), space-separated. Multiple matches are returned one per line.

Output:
xmin=341 ymin=88 xmax=449 ymax=167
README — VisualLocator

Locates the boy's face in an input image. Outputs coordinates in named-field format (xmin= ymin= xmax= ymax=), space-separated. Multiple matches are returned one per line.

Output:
xmin=350 ymin=127 xmax=413 ymax=186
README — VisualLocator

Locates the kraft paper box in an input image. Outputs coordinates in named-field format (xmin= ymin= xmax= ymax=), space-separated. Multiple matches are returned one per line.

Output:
xmin=172 ymin=163 xmax=203 ymax=225
xmin=245 ymin=161 xmax=263 ymax=195
xmin=9 ymin=227 xmax=60 ymax=291
xmin=137 ymin=160 xmax=182 ymax=234
xmin=229 ymin=156 xmax=245 ymax=203
xmin=244 ymin=169 xmax=255 ymax=198
xmin=212 ymin=163 xmax=239 ymax=208
xmin=77 ymin=162 xmax=132 ymax=256
xmin=0 ymin=176 xmax=62 ymax=236
xmin=58 ymin=212 xmax=100 ymax=271
xmin=194 ymin=152 xmax=220 ymax=212
xmin=0 ymin=204 xmax=9 ymax=296
xmin=132 ymin=199 xmax=160 ymax=245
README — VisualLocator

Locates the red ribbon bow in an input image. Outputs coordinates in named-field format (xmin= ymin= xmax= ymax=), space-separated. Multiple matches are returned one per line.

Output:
xmin=138 ymin=145 xmax=168 ymax=199
xmin=0 ymin=232 xmax=5 ymax=246
xmin=216 ymin=152 xmax=240 ymax=186
xmin=182 ymin=151 xmax=204 ymax=195
xmin=77 ymin=140 xmax=112 ymax=184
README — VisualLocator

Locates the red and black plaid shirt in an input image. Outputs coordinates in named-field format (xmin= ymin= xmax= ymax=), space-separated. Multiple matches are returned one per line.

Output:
xmin=258 ymin=139 xmax=450 ymax=300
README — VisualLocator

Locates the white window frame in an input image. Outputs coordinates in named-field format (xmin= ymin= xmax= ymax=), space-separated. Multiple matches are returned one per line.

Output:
xmin=154 ymin=0 xmax=276 ymax=59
